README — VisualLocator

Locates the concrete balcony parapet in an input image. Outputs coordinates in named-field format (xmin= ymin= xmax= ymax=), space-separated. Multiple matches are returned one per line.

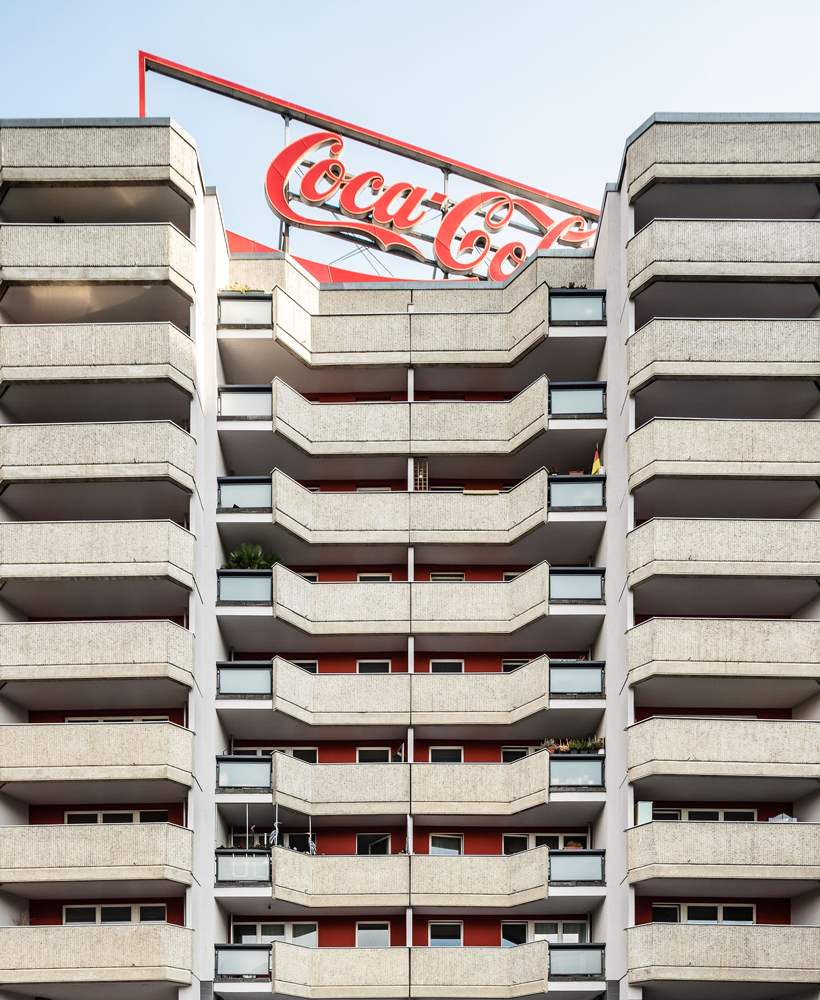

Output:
xmin=0 ymin=519 xmax=195 ymax=590
xmin=0 ymin=120 xmax=200 ymax=201
xmin=627 ymin=318 xmax=820 ymax=392
xmin=627 ymin=219 xmax=820 ymax=296
xmin=626 ymin=716 xmax=820 ymax=784
xmin=0 ymin=722 xmax=195 ymax=799
xmin=271 ymin=377 xmax=548 ymax=456
xmin=0 ymin=322 xmax=196 ymax=395
xmin=626 ymin=923 xmax=820 ymax=987
xmin=272 ymin=753 xmax=410 ymax=816
xmin=410 ymin=941 xmax=553 ymax=998
xmin=412 ymin=751 xmax=551 ymax=817
xmin=0 ymin=923 xmax=193 ymax=990
xmin=627 ymin=820 xmax=820 ymax=884
xmin=272 ymin=848 xmax=409 ymax=908
xmin=410 ymin=847 xmax=549 ymax=908
xmin=628 ymin=418 xmax=820 ymax=490
xmin=270 ymin=469 xmax=555 ymax=546
xmin=0 ymin=223 xmax=196 ymax=299
xmin=0 ymin=821 xmax=193 ymax=891
xmin=0 ymin=420 xmax=196 ymax=492
xmin=627 ymin=518 xmax=820 ymax=589
xmin=626 ymin=119 xmax=820 ymax=200
xmin=627 ymin=617 xmax=820 ymax=688
xmin=270 ymin=940 xmax=409 ymax=998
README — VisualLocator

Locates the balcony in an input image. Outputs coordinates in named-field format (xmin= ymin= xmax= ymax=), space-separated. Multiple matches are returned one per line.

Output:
xmin=214 ymin=940 xmax=604 ymax=999
xmin=274 ymin=848 xmax=409 ymax=908
xmin=627 ymin=318 xmax=820 ymax=394
xmin=627 ymin=219 xmax=820 ymax=297
xmin=626 ymin=716 xmax=820 ymax=801
xmin=627 ymin=617 xmax=820 ymax=709
xmin=0 ymin=924 xmax=193 ymax=997
xmin=0 ymin=120 xmax=199 ymax=205
xmin=627 ymin=923 xmax=820 ymax=999
xmin=0 ymin=821 xmax=193 ymax=897
xmin=627 ymin=820 xmax=820 ymax=896
xmin=627 ymin=518 xmax=820 ymax=617
xmin=0 ymin=420 xmax=195 ymax=519
xmin=0 ymin=722 xmax=194 ymax=802
xmin=0 ymin=519 xmax=195 ymax=618
xmin=411 ymin=751 xmax=605 ymax=824
xmin=0 ymin=222 xmax=196 ymax=300
xmin=0 ymin=619 xmax=194 ymax=710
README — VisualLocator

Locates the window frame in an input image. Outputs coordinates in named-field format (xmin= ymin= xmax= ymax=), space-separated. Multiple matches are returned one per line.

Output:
xmin=651 ymin=902 xmax=756 ymax=925
xmin=428 ymin=920 xmax=464 ymax=947
xmin=357 ymin=572 xmax=393 ymax=583
xmin=65 ymin=809 xmax=169 ymax=824
xmin=429 ymin=572 xmax=466 ymax=583
xmin=651 ymin=807 xmax=758 ymax=822
xmin=502 ymin=658 xmax=530 ymax=673
xmin=502 ymin=572 xmax=521 ymax=582
xmin=429 ymin=833 xmax=464 ymax=856
xmin=356 ymin=833 xmax=392 ymax=855
xmin=297 ymin=572 xmax=319 ymax=583
xmin=502 ymin=832 xmax=590 ymax=854
xmin=291 ymin=660 xmax=319 ymax=673
xmin=231 ymin=920 xmax=318 ymax=945
xmin=356 ymin=747 xmax=393 ymax=763
xmin=356 ymin=921 xmax=391 ymax=948
xmin=501 ymin=746 xmax=533 ymax=764
xmin=64 ymin=715 xmax=169 ymax=723
xmin=63 ymin=903 xmax=167 ymax=925
xmin=357 ymin=659 xmax=392 ymax=674
xmin=429 ymin=746 xmax=464 ymax=764
xmin=430 ymin=659 xmax=465 ymax=674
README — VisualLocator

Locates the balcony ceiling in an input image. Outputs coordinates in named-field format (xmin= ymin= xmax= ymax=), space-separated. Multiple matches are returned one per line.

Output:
xmin=631 ymin=575 xmax=820 ymax=619
xmin=0 ymin=281 xmax=190 ymax=328
xmin=0 ymin=480 xmax=191 ymax=522
xmin=635 ymin=378 xmax=820 ymax=421
xmin=633 ymin=477 xmax=820 ymax=520
xmin=0 ymin=381 xmax=191 ymax=424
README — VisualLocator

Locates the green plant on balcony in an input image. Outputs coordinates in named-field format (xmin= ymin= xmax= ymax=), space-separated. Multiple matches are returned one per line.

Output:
xmin=221 ymin=543 xmax=280 ymax=570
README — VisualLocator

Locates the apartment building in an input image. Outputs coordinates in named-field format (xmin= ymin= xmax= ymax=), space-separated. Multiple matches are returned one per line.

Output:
xmin=0 ymin=112 xmax=819 ymax=1000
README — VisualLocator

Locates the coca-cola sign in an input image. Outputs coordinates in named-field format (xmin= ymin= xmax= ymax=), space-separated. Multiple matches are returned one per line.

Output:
xmin=265 ymin=130 xmax=597 ymax=279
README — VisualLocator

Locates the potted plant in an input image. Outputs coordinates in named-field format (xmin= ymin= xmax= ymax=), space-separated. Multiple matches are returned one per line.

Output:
xmin=221 ymin=543 xmax=280 ymax=570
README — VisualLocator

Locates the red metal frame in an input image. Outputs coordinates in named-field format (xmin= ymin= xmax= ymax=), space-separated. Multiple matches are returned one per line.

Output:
xmin=138 ymin=51 xmax=598 ymax=220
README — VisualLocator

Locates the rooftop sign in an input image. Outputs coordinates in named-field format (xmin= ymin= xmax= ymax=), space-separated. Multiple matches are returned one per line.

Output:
xmin=139 ymin=51 xmax=598 ymax=279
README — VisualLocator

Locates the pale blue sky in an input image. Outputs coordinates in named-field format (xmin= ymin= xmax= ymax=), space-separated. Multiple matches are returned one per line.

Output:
xmin=3 ymin=0 xmax=820 ymax=270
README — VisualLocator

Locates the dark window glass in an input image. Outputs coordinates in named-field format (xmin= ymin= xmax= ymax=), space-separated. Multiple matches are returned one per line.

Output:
xmin=140 ymin=811 xmax=169 ymax=823
xmin=357 ymin=661 xmax=390 ymax=674
xmin=430 ymin=747 xmax=463 ymax=763
xmin=139 ymin=905 xmax=166 ymax=922
xmin=358 ymin=748 xmax=391 ymax=763
xmin=357 ymin=833 xmax=390 ymax=855
xmin=723 ymin=811 xmax=755 ymax=822
xmin=101 ymin=906 xmax=132 ymax=923
xmin=503 ymin=835 xmax=529 ymax=855
xmin=501 ymin=922 xmax=528 ymax=947
xmin=287 ymin=834 xmax=315 ymax=854
xmin=233 ymin=924 xmax=258 ymax=943
xmin=652 ymin=905 xmax=680 ymax=923
xmin=430 ymin=922 xmax=462 ymax=947
xmin=722 ymin=906 xmax=754 ymax=924
xmin=102 ymin=813 xmax=133 ymax=824
xmin=66 ymin=813 xmax=98 ymax=824
xmin=686 ymin=906 xmax=719 ymax=924
xmin=652 ymin=810 xmax=681 ymax=821
xmin=687 ymin=811 xmax=719 ymax=822
xmin=65 ymin=906 xmax=96 ymax=924
xmin=502 ymin=747 xmax=528 ymax=763
xmin=292 ymin=748 xmax=318 ymax=764
xmin=430 ymin=661 xmax=463 ymax=673
xmin=535 ymin=835 xmax=560 ymax=849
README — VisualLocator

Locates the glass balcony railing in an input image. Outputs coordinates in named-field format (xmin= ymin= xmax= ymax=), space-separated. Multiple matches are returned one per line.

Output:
xmin=216 ymin=849 xmax=271 ymax=884
xmin=549 ymin=662 xmax=605 ymax=698
xmin=548 ymin=943 xmax=605 ymax=979
xmin=548 ymin=383 xmax=606 ymax=418
xmin=217 ymin=662 xmax=273 ymax=698
xmin=549 ymin=569 xmax=605 ymax=603
xmin=218 ymin=477 xmax=273 ymax=510
xmin=215 ymin=943 xmax=272 ymax=980
xmin=549 ymin=850 xmax=605 ymax=884
xmin=548 ymin=475 xmax=605 ymax=510
xmin=216 ymin=755 xmax=272 ymax=791
xmin=217 ymin=570 xmax=272 ymax=603
xmin=217 ymin=386 xmax=273 ymax=419
xmin=549 ymin=756 xmax=604 ymax=789
xmin=548 ymin=291 xmax=606 ymax=325
xmin=217 ymin=294 xmax=273 ymax=327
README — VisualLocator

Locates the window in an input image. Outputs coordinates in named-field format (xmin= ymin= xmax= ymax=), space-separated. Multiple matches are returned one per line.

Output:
xmin=358 ymin=573 xmax=392 ymax=583
xmin=430 ymin=747 xmax=463 ymax=763
xmin=357 ymin=833 xmax=391 ymax=855
xmin=502 ymin=572 xmax=521 ymax=582
xmin=357 ymin=660 xmax=391 ymax=674
xmin=502 ymin=658 xmax=530 ymax=673
xmin=429 ymin=922 xmax=462 ymax=947
xmin=297 ymin=573 xmax=319 ymax=583
xmin=502 ymin=747 xmax=530 ymax=763
xmin=289 ymin=748 xmax=318 ymax=764
xmin=534 ymin=920 xmax=588 ymax=943
xmin=430 ymin=834 xmax=463 ymax=856
xmin=65 ymin=810 xmax=169 ymax=824
xmin=652 ymin=904 xmax=754 ymax=925
xmin=502 ymin=922 xmax=528 ymax=947
xmin=218 ymin=294 xmax=272 ymax=327
xmin=652 ymin=808 xmax=757 ymax=822
xmin=357 ymin=747 xmax=392 ymax=763
xmin=285 ymin=833 xmax=315 ymax=854
xmin=292 ymin=660 xmax=318 ymax=673
xmin=503 ymin=833 xmax=588 ymax=854
xmin=233 ymin=921 xmax=318 ymax=946
xmin=65 ymin=716 xmax=169 ymax=723
xmin=64 ymin=904 xmax=166 ymax=924
xmin=357 ymin=922 xmax=390 ymax=947
xmin=548 ymin=291 xmax=605 ymax=325
xmin=430 ymin=660 xmax=464 ymax=674
xmin=356 ymin=486 xmax=392 ymax=493
xmin=430 ymin=572 xmax=465 ymax=582
xmin=430 ymin=486 xmax=464 ymax=493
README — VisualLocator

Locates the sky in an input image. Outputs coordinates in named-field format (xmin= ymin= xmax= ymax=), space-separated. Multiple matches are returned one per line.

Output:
xmin=3 ymin=0 xmax=820 ymax=274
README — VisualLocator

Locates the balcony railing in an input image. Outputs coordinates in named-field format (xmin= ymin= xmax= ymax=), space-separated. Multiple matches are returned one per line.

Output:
xmin=216 ymin=755 xmax=272 ymax=791
xmin=217 ymin=385 xmax=273 ymax=419
xmin=549 ymin=943 xmax=605 ymax=979
xmin=217 ymin=476 xmax=272 ymax=510
xmin=217 ymin=293 xmax=273 ymax=328
xmin=549 ymin=755 xmax=604 ymax=789
xmin=217 ymin=570 xmax=272 ymax=603
xmin=548 ymin=382 xmax=606 ymax=418
xmin=215 ymin=848 xmax=271 ymax=885
xmin=215 ymin=943 xmax=271 ymax=980
xmin=548 ymin=850 xmax=605 ymax=885
xmin=549 ymin=568 xmax=605 ymax=603
xmin=548 ymin=290 xmax=606 ymax=325
xmin=549 ymin=661 xmax=605 ymax=698
xmin=548 ymin=475 xmax=606 ymax=510
xmin=217 ymin=661 xmax=273 ymax=697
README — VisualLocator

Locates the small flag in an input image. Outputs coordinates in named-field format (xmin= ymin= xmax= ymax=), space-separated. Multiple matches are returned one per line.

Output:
xmin=591 ymin=447 xmax=601 ymax=476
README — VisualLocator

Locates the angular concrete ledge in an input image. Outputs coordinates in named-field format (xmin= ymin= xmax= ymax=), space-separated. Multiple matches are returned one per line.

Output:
xmin=410 ymin=941 xmax=551 ymax=998
xmin=0 ymin=821 xmax=194 ymax=889
xmin=0 ymin=421 xmax=196 ymax=492
xmin=628 ymin=418 xmax=820 ymax=490
xmin=627 ymin=820 xmax=820 ymax=884
xmin=627 ymin=219 xmax=820 ymax=296
xmin=0 ymin=619 xmax=194 ymax=688
xmin=627 ymin=518 xmax=820 ymax=589
xmin=411 ymin=847 xmax=549 ymax=908
xmin=626 ymin=717 xmax=820 ymax=784
xmin=411 ymin=752 xmax=551 ymax=816
xmin=627 ymin=617 xmax=820 ymax=688
xmin=627 ymin=319 xmax=820 ymax=393
xmin=0 ymin=122 xmax=200 ymax=201
xmin=271 ymin=377 xmax=548 ymax=456
xmin=271 ymin=848 xmax=409 ymax=908
xmin=627 ymin=922 xmax=820 ymax=986
xmin=272 ymin=753 xmax=410 ymax=816
xmin=0 ymin=322 xmax=196 ymax=395
xmin=0 ymin=223 xmax=196 ymax=299
xmin=626 ymin=120 xmax=820 ymax=201
xmin=0 ymin=923 xmax=193 ymax=987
